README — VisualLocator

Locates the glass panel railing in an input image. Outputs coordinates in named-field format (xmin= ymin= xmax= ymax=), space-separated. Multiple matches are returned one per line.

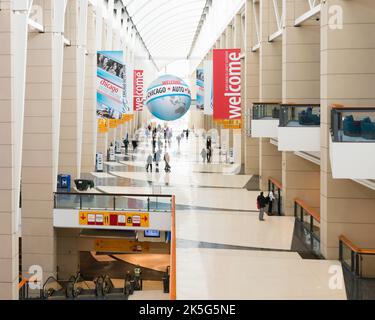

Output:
xmin=331 ymin=107 xmax=375 ymax=142
xmin=280 ymin=104 xmax=320 ymax=127
xmin=341 ymin=241 xmax=353 ymax=271
xmin=268 ymin=177 xmax=283 ymax=216
xmin=253 ymin=102 xmax=281 ymax=120
xmin=339 ymin=235 xmax=375 ymax=278
xmin=81 ymin=194 xmax=114 ymax=211
xmin=54 ymin=193 xmax=81 ymax=209
xmin=294 ymin=198 xmax=321 ymax=256
xmin=54 ymin=192 xmax=173 ymax=212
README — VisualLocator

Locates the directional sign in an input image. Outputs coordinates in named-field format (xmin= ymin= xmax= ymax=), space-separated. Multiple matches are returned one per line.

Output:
xmin=79 ymin=211 xmax=149 ymax=228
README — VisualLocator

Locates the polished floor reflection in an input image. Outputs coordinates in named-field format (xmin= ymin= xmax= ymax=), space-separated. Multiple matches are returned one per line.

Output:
xmin=87 ymin=128 xmax=347 ymax=300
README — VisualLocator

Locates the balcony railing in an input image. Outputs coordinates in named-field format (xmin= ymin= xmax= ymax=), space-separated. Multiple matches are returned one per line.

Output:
xmin=54 ymin=192 xmax=173 ymax=213
xmin=339 ymin=235 xmax=375 ymax=278
xmin=253 ymin=102 xmax=281 ymax=120
xmin=331 ymin=106 xmax=375 ymax=142
xmin=268 ymin=177 xmax=282 ymax=216
xmin=280 ymin=104 xmax=320 ymax=127
xmin=294 ymin=198 xmax=321 ymax=256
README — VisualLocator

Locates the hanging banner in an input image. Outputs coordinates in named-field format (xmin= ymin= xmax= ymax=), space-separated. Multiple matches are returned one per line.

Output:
xmin=204 ymin=60 xmax=213 ymax=115
xmin=133 ymin=70 xmax=144 ymax=112
xmin=96 ymin=51 xmax=128 ymax=119
xmin=98 ymin=119 xmax=108 ymax=133
xmin=213 ymin=49 xmax=242 ymax=120
xmin=196 ymin=68 xmax=204 ymax=110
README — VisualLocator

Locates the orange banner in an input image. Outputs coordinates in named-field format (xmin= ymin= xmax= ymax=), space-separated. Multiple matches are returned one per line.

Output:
xmin=109 ymin=119 xmax=117 ymax=128
xmin=98 ymin=119 xmax=108 ymax=133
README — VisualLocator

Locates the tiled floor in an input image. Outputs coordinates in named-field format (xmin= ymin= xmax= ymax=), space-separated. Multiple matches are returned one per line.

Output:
xmin=92 ymin=128 xmax=347 ymax=300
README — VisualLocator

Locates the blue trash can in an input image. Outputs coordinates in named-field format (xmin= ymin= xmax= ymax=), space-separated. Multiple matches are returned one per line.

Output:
xmin=58 ymin=174 xmax=71 ymax=192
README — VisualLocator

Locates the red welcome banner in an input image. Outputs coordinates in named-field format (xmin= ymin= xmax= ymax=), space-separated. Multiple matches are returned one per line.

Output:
xmin=213 ymin=49 xmax=242 ymax=120
xmin=133 ymin=70 xmax=144 ymax=112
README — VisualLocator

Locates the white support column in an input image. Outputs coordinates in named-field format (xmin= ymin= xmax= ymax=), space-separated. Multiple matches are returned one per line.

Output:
xmin=0 ymin=0 xmax=30 ymax=300
xmin=59 ymin=0 xmax=88 ymax=180
xmin=22 ymin=0 xmax=67 ymax=293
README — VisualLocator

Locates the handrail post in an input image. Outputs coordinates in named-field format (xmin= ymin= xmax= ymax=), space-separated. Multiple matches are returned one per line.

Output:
xmin=79 ymin=195 xmax=82 ymax=210
xmin=339 ymin=240 xmax=343 ymax=261
xmin=147 ymin=197 xmax=150 ymax=211
xmin=113 ymin=196 xmax=116 ymax=211
xmin=356 ymin=254 xmax=361 ymax=277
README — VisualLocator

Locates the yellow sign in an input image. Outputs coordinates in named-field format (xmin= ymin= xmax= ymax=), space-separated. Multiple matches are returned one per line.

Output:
xmin=122 ymin=114 xmax=134 ymax=122
xmin=94 ymin=239 xmax=150 ymax=253
xmin=98 ymin=119 xmax=108 ymax=133
xmin=109 ymin=119 xmax=117 ymax=128
xmin=79 ymin=211 xmax=150 ymax=228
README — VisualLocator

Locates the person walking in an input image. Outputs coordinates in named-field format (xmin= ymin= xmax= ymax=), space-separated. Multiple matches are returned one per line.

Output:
xmin=154 ymin=149 xmax=161 ymax=173
xmin=152 ymin=136 xmax=157 ymax=153
xmin=123 ymin=137 xmax=129 ymax=155
xmin=134 ymin=265 xmax=142 ymax=290
xmin=201 ymin=147 xmax=207 ymax=163
xmin=146 ymin=153 xmax=153 ymax=172
xmin=206 ymin=136 xmax=212 ymax=150
xmin=257 ymin=192 xmax=267 ymax=221
xmin=176 ymin=135 xmax=181 ymax=149
xmin=186 ymin=128 xmax=189 ymax=140
xmin=207 ymin=147 xmax=212 ymax=163
xmin=164 ymin=151 xmax=171 ymax=172
xmin=268 ymin=191 xmax=275 ymax=215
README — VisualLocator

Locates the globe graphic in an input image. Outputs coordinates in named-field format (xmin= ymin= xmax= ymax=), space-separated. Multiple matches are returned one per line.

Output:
xmin=146 ymin=74 xmax=191 ymax=121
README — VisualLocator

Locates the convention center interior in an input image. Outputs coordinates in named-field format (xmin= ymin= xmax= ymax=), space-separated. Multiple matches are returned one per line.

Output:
xmin=1 ymin=0 xmax=375 ymax=301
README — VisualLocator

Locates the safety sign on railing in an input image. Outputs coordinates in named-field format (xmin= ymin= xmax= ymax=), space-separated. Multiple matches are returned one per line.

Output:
xmin=79 ymin=211 xmax=149 ymax=228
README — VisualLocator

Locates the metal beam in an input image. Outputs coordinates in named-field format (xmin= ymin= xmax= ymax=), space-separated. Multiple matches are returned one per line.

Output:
xmin=27 ymin=17 xmax=44 ymax=32
xmin=252 ymin=43 xmax=260 ymax=52
xmin=268 ymin=28 xmax=283 ymax=42
xmin=294 ymin=3 xmax=321 ymax=27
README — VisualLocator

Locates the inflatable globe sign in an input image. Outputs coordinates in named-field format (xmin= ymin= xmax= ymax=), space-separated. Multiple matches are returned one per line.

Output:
xmin=146 ymin=75 xmax=191 ymax=121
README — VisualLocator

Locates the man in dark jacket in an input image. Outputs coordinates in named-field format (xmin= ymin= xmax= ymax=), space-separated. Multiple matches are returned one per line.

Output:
xmin=257 ymin=192 xmax=267 ymax=221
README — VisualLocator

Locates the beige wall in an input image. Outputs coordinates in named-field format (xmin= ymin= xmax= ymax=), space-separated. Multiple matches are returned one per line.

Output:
xmin=81 ymin=6 xmax=97 ymax=174
xmin=0 ymin=2 xmax=20 ymax=299
xmin=244 ymin=0 xmax=260 ymax=175
xmin=281 ymin=0 xmax=321 ymax=216
xmin=320 ymin=0 xmax=375 ymax=259
xmin=258 ymin=0 xmax=282 ymax=190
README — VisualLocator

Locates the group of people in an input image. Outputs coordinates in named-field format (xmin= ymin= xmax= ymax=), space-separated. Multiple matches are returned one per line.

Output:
xmin=146 ymin=124 xmax=176 ymax=173
xmin=256 ymin=191 xmax=276 ymax=221
xmin=200 ymin=136 xmax=213 ymax=163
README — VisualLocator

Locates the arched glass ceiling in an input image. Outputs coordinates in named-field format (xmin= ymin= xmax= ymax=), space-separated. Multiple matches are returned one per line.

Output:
xmin=121 ymin=0 xmax=207 ymax=69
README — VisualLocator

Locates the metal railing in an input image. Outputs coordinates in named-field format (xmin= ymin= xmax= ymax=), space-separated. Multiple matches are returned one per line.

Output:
xmin=280 ymin=104 xmax=321 ymax=127
xmin=339 ymin=235 xmax=375 ymax=278
xmin=54 ymin=192 xmax=174 ymax=213
xmin=331 ymin=105 xmax=375 ymax=142
xmin=294 ymin=198 xmax=321 ymax=256
xmin=253 ymin=102 xmax=281 ymax=120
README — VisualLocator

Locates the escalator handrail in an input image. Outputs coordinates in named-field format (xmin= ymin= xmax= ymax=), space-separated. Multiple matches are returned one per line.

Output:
xmin=42 ymin=276 xmax=64 ymax=298
xmin=102 ymin=274 xmax=114 ymax=294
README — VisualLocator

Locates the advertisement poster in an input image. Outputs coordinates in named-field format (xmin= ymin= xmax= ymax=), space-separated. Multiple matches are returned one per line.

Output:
xmin=213 ymin=49 xmax=242 ymax=120
xmin=133 ymin=70 xmax=144 ymax=112
xmin=96 ymin=51 xmax=128 ymax=119
xmin=196 ymin=68 xmax=204 ymax=110
xmin=204 ymin=60 xmax=213 ymax=115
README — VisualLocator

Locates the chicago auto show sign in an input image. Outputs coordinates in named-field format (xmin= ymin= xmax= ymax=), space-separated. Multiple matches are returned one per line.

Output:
xmin=213 ymin=49 xmax=242 ymax=121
